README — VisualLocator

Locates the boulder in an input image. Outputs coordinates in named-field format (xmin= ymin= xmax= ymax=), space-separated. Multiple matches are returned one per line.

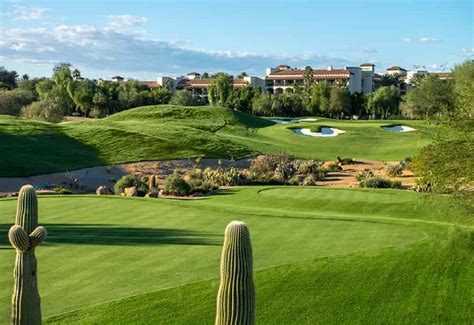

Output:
xmin=96 ymin=185 xmax=113 ymax=195
xmin=123 ymin=186 xmax=137 ymax=197
xmin=145 ymin=191 xmax=158 ymax=198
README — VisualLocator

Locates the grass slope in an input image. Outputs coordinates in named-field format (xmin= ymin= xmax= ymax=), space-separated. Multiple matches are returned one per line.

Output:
xmin=0 ymin=187 xmax=471 ymax=323
xmin=0 ymin=105 xmax=435 ymax=177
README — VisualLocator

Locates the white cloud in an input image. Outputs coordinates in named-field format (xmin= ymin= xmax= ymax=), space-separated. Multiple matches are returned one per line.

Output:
xmin=0 ymin=24 xmax=353 ymax=76
xmin=11 ymin=6 xmax=48 ymax=21
xmin=419 ymin=37 xmax=441 ymax=43
xmin=107 ymin=15 xmax=148 ymax=27
xmin=401 ymin=37 xmax=411 ymax=43
xmin=461 ymin=48 xmax=474 ymax=56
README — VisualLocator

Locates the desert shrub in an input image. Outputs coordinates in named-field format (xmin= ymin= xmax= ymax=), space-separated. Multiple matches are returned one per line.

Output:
xmin=186 ymin=169 xmax=216 ymax=194
xmin=385 ymin=164 xmax=404 ymax=177
xmin=391 ymin=180 xmax=403 ymax=189
xmin=337 ymin=156 xmax=354 ymax=165
xmin=22 ymin=99 xmax=64 ymax=122
xmin=114 ymin=174 xmax=148 ymax=195
xmin=248 ymin=154 xmax=296 ymax=183
xmin=203 ymin=167 xmax=244 ymax=186
xmin=52 ymin=186 xmax=72 ymax=194
xmin=355 ymin=169 xmax=375 ymax=181
xmin=326 ymin=162 xmax=342 ymax=171
xmin=301 ymin=174 xmax=318 ymax=186
xmin=400 ymin=157 xmax=413 ymax=171
xmin=296 ymin=159 xmax=321 ymax=175
xmin=413 ymin=177 xmax=432 ymax=192
xmin=358 ymin=177 xmax=394 ymax=189
xmin=163 ymin=171 xmax=191 ymax=196
xmin=287 ymin=176 xmax=301 ymax=186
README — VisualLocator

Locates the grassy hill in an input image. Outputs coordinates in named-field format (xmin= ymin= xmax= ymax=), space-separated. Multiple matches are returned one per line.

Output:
xmin=0 ymin=105 xmax=435 ymax=177
xmin=0 ymin=187 xmax=471 ymax=323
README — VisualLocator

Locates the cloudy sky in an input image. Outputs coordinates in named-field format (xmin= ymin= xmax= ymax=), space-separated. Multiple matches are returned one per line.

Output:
xmin=0 ymin=0 xmax=472 ymax=80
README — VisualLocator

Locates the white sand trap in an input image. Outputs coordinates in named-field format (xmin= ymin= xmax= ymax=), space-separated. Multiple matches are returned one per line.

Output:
xmin=271 ymin=118 xmax=317 ymax=124
xmin=271 ymin=119 xmax=298 ymax=124
xmin=294 ymin=127 xmax=346 ymax=137
xmin=383 ymin=125 xmax=416 ymax=132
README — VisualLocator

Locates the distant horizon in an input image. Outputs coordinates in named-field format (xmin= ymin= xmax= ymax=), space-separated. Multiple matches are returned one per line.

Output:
xmin=1 ymin=0 xmax=472 ymax=80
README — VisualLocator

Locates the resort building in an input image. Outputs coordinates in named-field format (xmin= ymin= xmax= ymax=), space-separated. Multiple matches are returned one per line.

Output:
xmin=264 ymin=63 xmax=375 ymax=94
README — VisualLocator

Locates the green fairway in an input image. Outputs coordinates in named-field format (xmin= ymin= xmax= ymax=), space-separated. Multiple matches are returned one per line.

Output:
xmin=0 ymin=105 xmax=435 ymax=177
xmin=0 ymin=187 xmax=472 ymax=324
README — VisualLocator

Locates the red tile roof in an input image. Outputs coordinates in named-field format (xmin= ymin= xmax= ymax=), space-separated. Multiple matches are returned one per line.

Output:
xmin=387 ymin=66 xmax=407 ymax=71
xmin=140 ymin=81 xmax=161 ymax=88
xmin=266 ymin=68 xmax=351 ymax=80
xmin=177 ymin=78 xmax=248 ymax=89
xmin=430 ymin=72 xmax=453 ymax=80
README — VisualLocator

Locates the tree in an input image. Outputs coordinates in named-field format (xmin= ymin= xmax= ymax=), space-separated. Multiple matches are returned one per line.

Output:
xmin=309 ymin=82 xmax=330 ymax=115
xmin=366 ymin=86 xmax=400 ymax=119
xmin=208 ymin=73 xmax=232 ymax=106
xmin=22 ymin=99 xmax=65 ymax=122
xmin=303 ymin=66 xmax=314 ymax=108
xmin=69 ymin=79 xmax=97 ymax=115
xmin=201 ymin=72 xmax=210 ymax=79
xmin=236 ymin=72 xmax=248 ymax=78
xmin=452 ymin=60 xmax=473 ymax=118
xmin=21 ymin=74 xmax=29 ymax=81
xmin=170 ymin=90 xmax=200 ymax=106
xmin=412 ymin=61 xmax=473 ymax=198
xmin=227 ymin=86 xmax=259 ymax=113
xmin=401 ymin=75 xmax=454 ymax=119
xmin=329 ymin=87 xmax=352 ymax=118
xmin=72 ymin=68 xmax=82 ymax=80
xmin=0 ymin=67 xmax=18 ymax=89
xmin=251 ymin=93 xmax=273 ymax=116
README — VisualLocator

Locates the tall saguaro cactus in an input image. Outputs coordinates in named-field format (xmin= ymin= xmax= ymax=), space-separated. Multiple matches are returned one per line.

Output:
xmin=215 ymin=221 xmax=255 ymax=325
xmin=8 ymin=185 xmax=47 ymax=325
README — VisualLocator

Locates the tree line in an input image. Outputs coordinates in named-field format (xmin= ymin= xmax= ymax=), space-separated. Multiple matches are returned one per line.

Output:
xmin=0 ymin=62 xmax=470 ymax=122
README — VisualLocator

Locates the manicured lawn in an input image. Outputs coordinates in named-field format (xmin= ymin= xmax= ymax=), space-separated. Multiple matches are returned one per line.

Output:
xmin=0 ymin=105 xmax=436 ymax=177
xmin=0 ymin=187 xmax=471 ymax=323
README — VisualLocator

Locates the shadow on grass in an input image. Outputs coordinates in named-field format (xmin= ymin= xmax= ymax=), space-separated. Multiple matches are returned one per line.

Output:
xmin=0 ymin=223 xmax=221 ymax=247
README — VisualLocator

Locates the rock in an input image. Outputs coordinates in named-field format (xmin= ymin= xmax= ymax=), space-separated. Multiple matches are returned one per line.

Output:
xmin=96 ymin=185 xmax=113 ymax=195
xmin=123 ymin=186 xmax=137 ymax=197
xmin=145 ymin=191 xmax=158 ymax=198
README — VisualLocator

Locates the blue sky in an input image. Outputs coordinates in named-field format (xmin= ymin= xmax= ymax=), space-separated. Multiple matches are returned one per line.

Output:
xmin=0 ymin=0 xmax=472 ymax=79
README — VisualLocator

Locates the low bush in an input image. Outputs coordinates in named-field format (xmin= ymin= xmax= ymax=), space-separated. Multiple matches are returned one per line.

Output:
xmin=337 ymin=156 xmax=354 ymax=165
xmin=355 ymin=169 xmax=375 ymax=181
xmin=22 ymin=99 xmax=65 ymax=122
xmin=52 ymin=186 xmax=72 ymax=194
xmin=359 ymin=177 xmax=395 ymax=189
xmin=114 ymin=174 xmax=148 ymax=195
xmin=163 ymin=171 xmax=191 ymax=196
xmin=400 ymin=157 xmax=413 ymax=171
xmin=385 ymin=164 xmax=404 ymax=177
xmin=301 ymin=174 xmax=318 ymax=186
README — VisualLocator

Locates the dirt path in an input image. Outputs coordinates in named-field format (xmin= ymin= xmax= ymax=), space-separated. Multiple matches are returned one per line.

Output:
xmin=0 ymin=159 xmax=414 ymax=197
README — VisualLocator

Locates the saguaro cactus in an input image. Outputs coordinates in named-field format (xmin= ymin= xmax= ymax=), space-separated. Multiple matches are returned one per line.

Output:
xmin=215 ymin=221 xmax=255 ymax=325
xmin=8 ymin=185 xmax=47 ymax=325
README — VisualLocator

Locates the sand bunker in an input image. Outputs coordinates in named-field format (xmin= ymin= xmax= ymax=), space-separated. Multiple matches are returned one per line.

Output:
xmin=383 ymin=125 xmax=416 ymax=132
xmin=294 ymin=127 xmax=345 ymax=137
xmin=271 ymin=118 xmax=317 ymax=124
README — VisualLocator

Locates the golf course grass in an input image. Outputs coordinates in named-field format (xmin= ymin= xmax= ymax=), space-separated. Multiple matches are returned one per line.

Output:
xmin=0 ymin=105 xmax=436 ymax=177
xmin=0 ymin=187 xmax=472 ymax=323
